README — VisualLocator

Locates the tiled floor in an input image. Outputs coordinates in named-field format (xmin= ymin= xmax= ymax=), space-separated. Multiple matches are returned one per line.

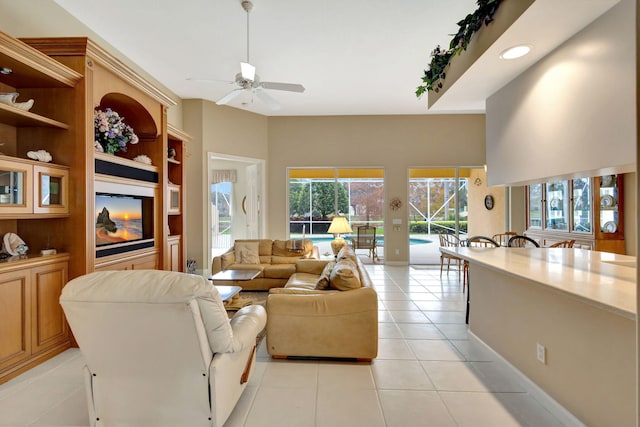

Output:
xmin=0 ymin=265 xmax=574 ymax=426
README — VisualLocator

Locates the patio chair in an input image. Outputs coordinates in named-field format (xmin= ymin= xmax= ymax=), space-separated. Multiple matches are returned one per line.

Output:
xmin=351 ymin=225 xmax=379 ymax=261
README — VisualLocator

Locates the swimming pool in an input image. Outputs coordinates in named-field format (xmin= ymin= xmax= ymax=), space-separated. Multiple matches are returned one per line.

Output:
xmin=306 ymin=236 xmax=432 ymax=245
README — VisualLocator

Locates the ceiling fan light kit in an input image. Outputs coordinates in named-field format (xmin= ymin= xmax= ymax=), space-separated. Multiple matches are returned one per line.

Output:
xmin=240 ymin=62 xmax=256 ymax=80
xmin=214 ymin=0 xmax=305 ymax=110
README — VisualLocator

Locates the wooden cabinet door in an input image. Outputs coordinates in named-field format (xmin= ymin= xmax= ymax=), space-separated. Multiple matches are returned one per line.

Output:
xmin=167 ymin=235 xmax=181 ymax=272
xmin=94 ymin=253 xmax=158 ymax=271
xmin=33 ymin=165 xmax=69 ymax=215
xmin=131 ymin=254 xmax=158 ymax=270
xmin=0 ymin=159 xmax=33 ymax=215
xmin=30 ymin=261 xmax=69 ymax=354
xmin=0 ymin=269 xmax=31 ymax=372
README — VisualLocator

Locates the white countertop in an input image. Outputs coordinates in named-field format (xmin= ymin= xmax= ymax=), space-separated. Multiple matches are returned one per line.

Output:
xmin=442 ymin=247 xmax=637 ymax=319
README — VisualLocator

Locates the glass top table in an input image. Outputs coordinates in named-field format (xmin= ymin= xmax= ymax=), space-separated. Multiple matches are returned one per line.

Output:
xmin=209 ymin=269 xmax=261 ymax=281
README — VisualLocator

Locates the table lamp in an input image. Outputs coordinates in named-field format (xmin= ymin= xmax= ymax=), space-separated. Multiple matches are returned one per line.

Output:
xmin=328 ymin=216 xmax=352 ymax=257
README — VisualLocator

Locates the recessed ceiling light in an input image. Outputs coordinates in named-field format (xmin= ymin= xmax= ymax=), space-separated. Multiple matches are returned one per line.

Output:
xmin=499 ymin=45 xmax=532 ymax=60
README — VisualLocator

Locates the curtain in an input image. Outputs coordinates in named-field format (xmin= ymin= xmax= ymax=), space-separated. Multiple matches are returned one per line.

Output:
xmin=211 ymin=169 xmax=237 ymax=184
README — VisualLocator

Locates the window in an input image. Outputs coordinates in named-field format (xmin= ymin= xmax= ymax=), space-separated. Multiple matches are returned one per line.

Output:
xmin=288 ymin=168 xmax=384 ymax=237
xmin=528 ymin=184 xmax=542 ymax=229
xmin=572 ymin=178 xmax=591 ymax=232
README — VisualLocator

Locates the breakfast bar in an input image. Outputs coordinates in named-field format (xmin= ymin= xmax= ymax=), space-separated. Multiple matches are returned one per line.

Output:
xmin=442 ymin=247 xmax=636 ymax=427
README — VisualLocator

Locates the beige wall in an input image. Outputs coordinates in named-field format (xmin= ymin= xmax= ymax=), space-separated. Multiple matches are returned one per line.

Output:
xmin=471 ymin=264 xmax=635 ymax=426
xmin=183 ymin=100 xmax=268 ymax=270
xmin=0 ymin=0 xmax=183 ymax=127
xmin=467 ymin=168 xmax=506 ymax=238
xmin=486 ymin=0 xmax=636 ymax=186
xmin=268 ymin=115 xmax=486 ymax=263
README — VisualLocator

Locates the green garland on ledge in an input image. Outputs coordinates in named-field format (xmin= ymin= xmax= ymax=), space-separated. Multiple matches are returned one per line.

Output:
xmin=416 ymin=0 xmax=502 ymax=97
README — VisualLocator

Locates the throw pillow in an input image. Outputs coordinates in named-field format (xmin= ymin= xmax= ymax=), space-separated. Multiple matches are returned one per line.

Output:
xmin=329 ymin=259 xmax=361 ymax=291
xmin=337 ymin=246 xmax=358 ymax=263
xmin=234 ymin=241 xmax=260 ymax=265
xmin=315 ymin=261 xmax=336 ymax=290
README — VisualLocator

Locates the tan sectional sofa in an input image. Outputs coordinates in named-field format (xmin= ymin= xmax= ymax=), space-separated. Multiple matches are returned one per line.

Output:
xmin=210 ymin=239 xmax=318 ymax=291
xmin=266 ymin=248 xmax=378 ymax=360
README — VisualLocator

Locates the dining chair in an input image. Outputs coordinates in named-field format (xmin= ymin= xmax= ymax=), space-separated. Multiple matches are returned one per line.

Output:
xmin=507 ymin=235 xmax=541 ymax=247
xmin=549 ymin=240 xmax=576 ymax=248
xmin=462 ymin=236 xmax=499 ymax=324
xmin=464 ymin=235 xmax=501 ymax=247
xmin=438 ymin=232 xmax=463 ymax=281
xmin=492 ymin=232 xmax=517 ymax=246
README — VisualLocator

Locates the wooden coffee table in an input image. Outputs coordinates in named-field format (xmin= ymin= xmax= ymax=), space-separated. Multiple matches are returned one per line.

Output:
xmin=209 ymin=269 xmax=261 ymax=304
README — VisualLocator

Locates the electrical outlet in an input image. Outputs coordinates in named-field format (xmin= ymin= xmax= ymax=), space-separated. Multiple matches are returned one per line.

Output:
xmin=395 ymin=249 xmax=400 ymax=255
xmin=536 ymin=343 xmax=546 ymax=364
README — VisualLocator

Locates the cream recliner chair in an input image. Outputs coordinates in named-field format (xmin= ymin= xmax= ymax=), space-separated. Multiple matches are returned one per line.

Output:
xmin=60 ymin=270 xmax=266 ymax=427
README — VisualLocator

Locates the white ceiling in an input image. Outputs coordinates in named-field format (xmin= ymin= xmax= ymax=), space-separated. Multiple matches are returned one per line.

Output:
xmin=52 ymin=0 xmax=480 ymax=116
xmin=46 ymin=0 xmax=619 ymax=117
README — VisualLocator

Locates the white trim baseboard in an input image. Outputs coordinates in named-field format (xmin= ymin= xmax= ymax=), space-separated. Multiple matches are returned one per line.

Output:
xmin=383 ymin=261 xmax=409 ymax=266
xmin=468 ymin=331 xmax=586 ymax=427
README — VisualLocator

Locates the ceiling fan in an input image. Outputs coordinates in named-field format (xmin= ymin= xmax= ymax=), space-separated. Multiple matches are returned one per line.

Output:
xmin=215 ymin=0 xmax=305 ymax=110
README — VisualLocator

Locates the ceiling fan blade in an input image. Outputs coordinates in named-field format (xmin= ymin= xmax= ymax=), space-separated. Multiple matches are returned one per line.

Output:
xmin=255 ymin=89 xmax=281 ymax=110
xmin=260 ymin=82 xmax=305 ymax=93
xmin=216 ymin=89 xmax=244 ymax=105
xmin=240 ymin=62 xmax=256 ymax=80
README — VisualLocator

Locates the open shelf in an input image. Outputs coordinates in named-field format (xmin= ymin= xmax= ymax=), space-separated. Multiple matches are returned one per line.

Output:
xmin=94 ymin=151 xmax=159 ymax=173
xmin=0 ymin=32 xmax=81 ymax=88
xmin=0 ymin=102 xmax=69 ymax=128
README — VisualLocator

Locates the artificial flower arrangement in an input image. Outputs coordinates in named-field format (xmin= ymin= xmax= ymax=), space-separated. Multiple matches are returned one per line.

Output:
xmin=94 ymin=108 xmax=139 ymax=154
xmin=416 ymin=0 xmax=502 ymax=97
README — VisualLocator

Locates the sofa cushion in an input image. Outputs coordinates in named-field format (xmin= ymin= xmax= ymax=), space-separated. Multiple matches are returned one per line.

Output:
xmin=259 ymin=255 xmax=271 ymax=264
xmin=234 ymin=241 xmax=260 ymax=264
xmin=315 ymin=261 xmax=335 ymax=290
xmin=271 ymin=255 xmax=299 ymax=264
xmin=337 ymin=246 xmax=358 ymax=263
xmin=285 ymin=272 xmax=323 ymax=289
xmin=221 ymin=252 xmax=235 ymax=270
xmin=263 ymin=264 xmax=296 ymax=279
xmin=330 ymin=259 xmax=361 ymax=291
xmin=257 ymin=240 xmax=273 ymax=256
xmin=295 ymin=259 xmax=330 ymax=275
xmin=272 ymin=239 xmax=313 ymax=258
